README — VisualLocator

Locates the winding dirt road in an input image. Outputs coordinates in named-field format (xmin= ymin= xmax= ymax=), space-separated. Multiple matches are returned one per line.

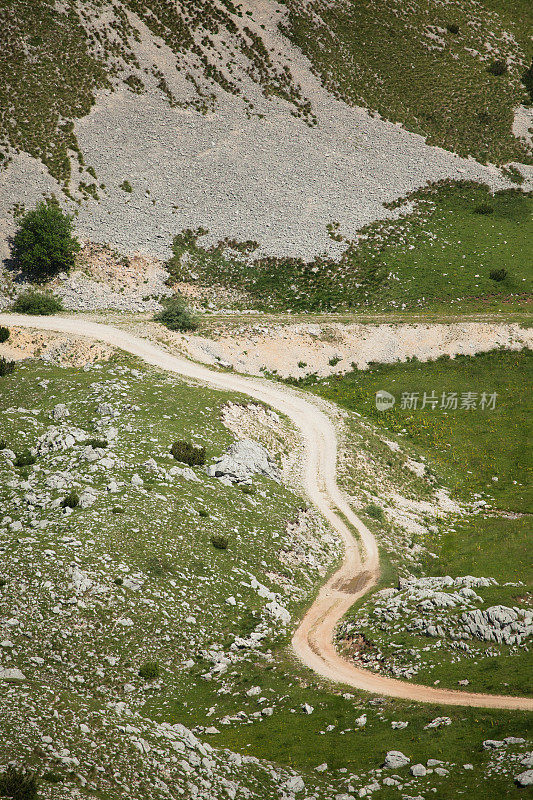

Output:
xmin=2 ymin=313 xmax=531 ymax=712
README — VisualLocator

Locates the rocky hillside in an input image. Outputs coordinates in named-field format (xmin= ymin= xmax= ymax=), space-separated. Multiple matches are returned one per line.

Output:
xmin=1 ymin=337 xmax=532 ymax=799
xmin=1 ymin=0 xmax=532 ymax=263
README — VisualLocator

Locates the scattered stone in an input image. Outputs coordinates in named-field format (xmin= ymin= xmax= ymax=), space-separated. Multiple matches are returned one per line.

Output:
xmin=0 ymin=668 xmax=26 ymax=681
xmin=515 ymin=771 xmax=533 ymax=787
xmin=383 ymin=751 xmax=410 ymax=769
xmin=284 ymin=775 xmax=305 ymax=793
xmin=425 ymin=717 xmax=452 ymax=729
xmin=51 ymin=403 xmax=70 ymax=420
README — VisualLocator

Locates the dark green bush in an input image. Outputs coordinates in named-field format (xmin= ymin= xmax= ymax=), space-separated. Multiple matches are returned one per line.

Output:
xmin=488 ymin=60 xmax=507 ymax=76
xmin=198 ymin=508 xmax=209 ymax=517
xmin=489 ymin=268 xmax=508 ymax=282
xmin=61 ymin=490 xmax=79 ymax=508
xmin=446 ymin=23 xmax=460 ymax=34
xmin=0 ymin=326 xmax=9 ymax=343
xmin=474 ymin=203 xmax=493 ymax=215
xmin=170 ymin=440 xmax=206 ymax=466
xmin=0 ymin=766 xmax=38 ymax=800
xmin=12 ymin=201 xmax=80 ymax=282
xmin=211 ymin=534 xmax=228 ymax=550
xmin=87 ymin=438 xmax=108 ymax=449
xmin=522 ymin=58 xmax=533 ymax=102
xmin=154 ymin=295 xmax=198 ymax=332
xmin=12 ymin=291 xmax=63 ymax=315
xmin=138 ymin=661 xmax=160 ymax=680
xmin=365 ymin=503 xmax=385 ymax=521
xmin=119 ymin=180 xmax=133 ymax=192
xmin=0 ymin=357 xmax=15 ymax=377
xmin=241 ymin=484 xmax=256 ymax=495
xmin=41 ymin=771 xmax=62 ymax=784
xmin=14 ymin=450 xmax=36 ymax=468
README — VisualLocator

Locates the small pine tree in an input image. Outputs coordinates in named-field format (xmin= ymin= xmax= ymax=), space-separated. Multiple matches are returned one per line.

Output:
xmin=12 ymin=201 xmax=80 ymax=282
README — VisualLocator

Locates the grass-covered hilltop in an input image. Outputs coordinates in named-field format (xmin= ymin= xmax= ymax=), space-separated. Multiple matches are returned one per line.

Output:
xmin=1 ymin=1 xmax=532 ymax=799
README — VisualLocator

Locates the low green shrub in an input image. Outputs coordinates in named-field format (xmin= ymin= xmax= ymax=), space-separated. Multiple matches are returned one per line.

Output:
xmin=146 ymin=555 xmax=174 ymax=575
xmin=12 ymin=291 xmax=63 ymax=315
xmin=474 ymin=203 xmax=493 ymax=215
xmin=522 ymin=58 xmax=533 ymax=102
xmin=211 ymin=534 xmax=229 ymax=550
xmin=138 ymin=661 xmax=160 ymax=680
xmin=170 ymin=440 xmax=206 ymax=466
xmin=489 ymin=268 xmax=508 ymax=282
xmin=14 ymin=450 xmax=36 ymax=468
xmin=0 ymin=357 xmax=15 ymax=377
xmin=42 ymin=771 xmax=63 ymax=784
xmin=0 ymin=326 xmax=10 ymax=343
xmin=488 ymin=60 xmax=507 ymax=76
xmin=154 ymin=295 xmax=198 ymax=332
xmin=61 ymin=490 xmax=79 ymax=508
xmin=0 ymin=766 xmax=38 ymax=800
xmin=119 ymin=180 xmax=133 ymax=192
xmin=365 ymin=503 xmax=385 ymax=521
xmin=198 ymin=508 xmax=209 ymax=517
xmin=87 ymin=438 xmax=108 ymax=449
xmin=241 ymin=484 xmax=256 ymax=495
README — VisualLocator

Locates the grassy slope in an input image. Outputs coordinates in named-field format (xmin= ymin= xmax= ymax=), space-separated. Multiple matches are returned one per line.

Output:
xmin=281 ymin=0 xmax=533 ymax=164
xmin=169 ymin=182 xmax=533 ymax=313
xmin=0 ymin=356 xmax=337 ymax=797
xmin=306 ymin=348 xmax=532 ymax=514
xmin=1 ymin=355 xmax=531 ymax=799
xmin=302 ymin=348 xmax=532 ymax=694
xmin=1 ymin=0 xmax=108 ymax=184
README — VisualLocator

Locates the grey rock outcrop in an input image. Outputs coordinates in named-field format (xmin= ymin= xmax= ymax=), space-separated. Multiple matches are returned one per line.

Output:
xmin=51 ymin=403 xmax=70 ymax=421
xmin=207 ymin=439 xmax=280 ymax=484
xmin=515 ymin=770 xmax=533 ymax=787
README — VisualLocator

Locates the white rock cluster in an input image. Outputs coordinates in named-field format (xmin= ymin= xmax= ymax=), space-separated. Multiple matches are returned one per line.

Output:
xmin=206 ymin=439 xmax=280 ymax=484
